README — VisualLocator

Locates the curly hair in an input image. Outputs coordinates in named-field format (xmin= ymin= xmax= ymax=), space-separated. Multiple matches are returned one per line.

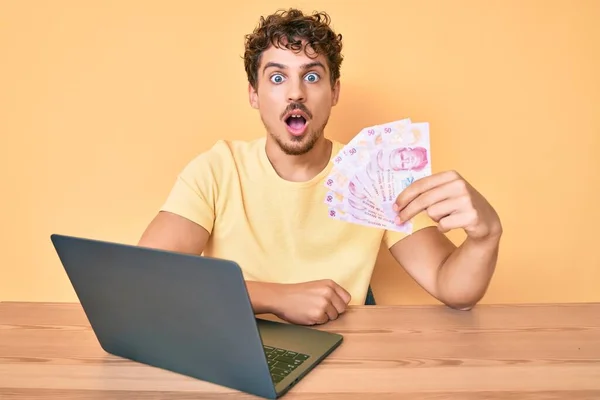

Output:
xmin=243 ymin=8 xmax=344 ymax=89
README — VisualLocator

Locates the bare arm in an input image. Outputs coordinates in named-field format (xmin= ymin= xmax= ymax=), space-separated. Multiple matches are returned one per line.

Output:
xmin=138 ymin=211 xmax=211 ymax=254
xmin=389 ymin=227 xmax=500 ymax=310
xmin=391 ymin=170 xmax=503 ymax=310
xmin=137 ymin=211 xmax=351 ymax=324
xmin=137 ymin=211 xmax=288 ymax=315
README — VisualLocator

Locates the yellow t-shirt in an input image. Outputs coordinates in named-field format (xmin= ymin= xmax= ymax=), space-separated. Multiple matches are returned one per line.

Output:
xmin=160 ymin=137 xmax=434 ymax=305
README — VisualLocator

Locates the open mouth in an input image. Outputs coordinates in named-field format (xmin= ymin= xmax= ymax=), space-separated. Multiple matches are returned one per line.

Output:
xmin=286 ymin=115 xmax=307 ymax=131
xmin=284 ymin=111 xmax=309 ymax=136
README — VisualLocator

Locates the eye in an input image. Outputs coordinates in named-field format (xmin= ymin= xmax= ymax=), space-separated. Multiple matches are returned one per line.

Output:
xmin=305 ymin=72 xmax=320 ymax=83
xmin=270 ymin=74 xmax=285 ymax=84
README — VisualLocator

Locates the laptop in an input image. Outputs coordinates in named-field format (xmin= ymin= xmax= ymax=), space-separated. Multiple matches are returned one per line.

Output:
xmin=50 ymin=233 xmax=343 ymax=399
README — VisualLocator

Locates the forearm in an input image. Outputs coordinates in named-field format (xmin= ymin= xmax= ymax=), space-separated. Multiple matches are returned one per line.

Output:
xmin=245 ymin=281 xmax=281 ymax=314
xmin=436 ymin=233 xmax=501 ymax=310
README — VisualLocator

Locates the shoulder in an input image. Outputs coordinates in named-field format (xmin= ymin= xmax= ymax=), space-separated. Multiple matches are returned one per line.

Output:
xmin=328 ymin=138 xmax=346 ymax=162
xmin=186 ymin=138 xmax=260 ymax=165
xmin=330 ymin=138 xmax=346 ymax=154
xmin=180 ymin=137 xmax=264 ymax=178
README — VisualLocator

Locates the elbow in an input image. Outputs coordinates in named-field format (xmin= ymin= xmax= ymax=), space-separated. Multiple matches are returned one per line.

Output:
xmin=442 ymin=296 xmax=480 ymax=311
xmin=455 ymin=304 xmax=475 ymax=311
xmin=436 ymin=283 xmax=485 ymax=311
xmin=446 ymin=302 xmax=475 ymax=311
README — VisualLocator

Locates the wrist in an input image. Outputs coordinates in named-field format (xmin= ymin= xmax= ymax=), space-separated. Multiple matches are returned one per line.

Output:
xmin=246 ymin=281 xmax=286 ymax=315
xmin=469 ymin=224 xmax=503 ymax=247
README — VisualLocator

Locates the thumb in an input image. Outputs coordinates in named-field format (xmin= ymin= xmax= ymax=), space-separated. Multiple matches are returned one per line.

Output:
xmin=333 ymin=283 xmax=351 ymax=304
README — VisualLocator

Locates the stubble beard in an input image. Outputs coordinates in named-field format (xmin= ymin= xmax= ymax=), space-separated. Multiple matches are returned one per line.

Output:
xmin=265 ymin=117 xmax=329 ymax=156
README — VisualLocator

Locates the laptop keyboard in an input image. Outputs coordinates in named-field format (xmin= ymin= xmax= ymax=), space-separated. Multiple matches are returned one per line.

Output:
xmin=263 ymin=345 xmax=309 ymax=384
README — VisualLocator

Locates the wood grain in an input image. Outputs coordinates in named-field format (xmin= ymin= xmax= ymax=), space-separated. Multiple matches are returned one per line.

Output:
xmin=1 ymin=302 xmax=599 ymax=399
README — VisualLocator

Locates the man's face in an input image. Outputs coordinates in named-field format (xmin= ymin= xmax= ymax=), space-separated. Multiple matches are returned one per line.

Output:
xmin=390 ymin=147 xmax=429 ymax=171
xmin=249 ymin=42 xmax=340 ymax=156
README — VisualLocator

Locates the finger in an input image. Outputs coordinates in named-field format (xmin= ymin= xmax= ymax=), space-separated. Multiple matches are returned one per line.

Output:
xmin=425 ymin=196 xmax=467 ymax=222
xmin=324 ymin=302 xmax=339 ymax=321
xmin=308 ymin=306 xmax=330 ymax=325
xmin=314 ymin=312 xmax=330 ymax=325
xmin=396 ymin=180 xmax=456 ymax=222
xmin=331 ymin=282 xmax=352 ymax=304
xmin=437 ymin=211 xmax=476 ymax=233
xmin=329 ymin=292 xmax=348 ymax=315
xmin=394 ymin=170 xmax=461 ymax=211
xmin=397 ymin=178 xmax=470 ymax=223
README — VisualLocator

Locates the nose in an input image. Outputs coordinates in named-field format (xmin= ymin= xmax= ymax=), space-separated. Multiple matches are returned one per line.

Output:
xmin=286 ymin=77 xmax=306 ymax=103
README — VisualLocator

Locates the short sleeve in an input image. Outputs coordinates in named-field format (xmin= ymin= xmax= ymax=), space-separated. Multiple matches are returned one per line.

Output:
xmin=160 ymin=150 xmax=219 ymax=233
xmin=382 ymin=212 xmax=437 ymax=249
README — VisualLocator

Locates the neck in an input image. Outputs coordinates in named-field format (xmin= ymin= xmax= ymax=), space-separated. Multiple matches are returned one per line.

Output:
xmin=265 ymin=136 xmax=333 ymax=182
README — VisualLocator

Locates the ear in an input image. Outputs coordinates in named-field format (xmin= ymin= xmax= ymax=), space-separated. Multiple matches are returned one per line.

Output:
xmin=248 ymin=82 xmax=259 ymax=109
xmin=331 ymin=79 xmax=341 ymax=107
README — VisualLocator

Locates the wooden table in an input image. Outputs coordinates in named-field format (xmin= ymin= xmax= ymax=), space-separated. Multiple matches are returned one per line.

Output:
xmin=1 ymin=302 xmax=599 ymax=399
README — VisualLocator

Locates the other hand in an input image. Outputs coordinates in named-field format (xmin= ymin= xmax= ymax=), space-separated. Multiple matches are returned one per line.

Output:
xmin=393 ymin=170 xmax=502 ymax=240
xmin=273 ymin=279 xmax=351 ymax=325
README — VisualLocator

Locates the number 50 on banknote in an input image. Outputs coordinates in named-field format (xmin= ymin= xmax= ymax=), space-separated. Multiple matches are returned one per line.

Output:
xmin=324 ymin=118 xmax=431 ymax=233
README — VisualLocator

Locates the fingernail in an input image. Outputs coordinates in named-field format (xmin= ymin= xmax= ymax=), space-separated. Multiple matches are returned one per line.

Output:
xmin=393 ymin=204 xmax=399 ymax=212
xmin=395 ymin=216 xmax=402 ymax=225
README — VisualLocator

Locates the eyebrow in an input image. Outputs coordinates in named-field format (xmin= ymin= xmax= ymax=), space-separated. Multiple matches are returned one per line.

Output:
xmin=262 ymin=61 xmax=326 ymax=74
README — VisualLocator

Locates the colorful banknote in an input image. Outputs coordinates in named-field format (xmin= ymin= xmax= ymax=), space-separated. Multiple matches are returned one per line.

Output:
xmin=324 ymin=118 xmax=431 ymax=233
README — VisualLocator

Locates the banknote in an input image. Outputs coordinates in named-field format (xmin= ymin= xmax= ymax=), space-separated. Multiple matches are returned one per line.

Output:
xmin=324 ymin=118 xmax=431 ymax=233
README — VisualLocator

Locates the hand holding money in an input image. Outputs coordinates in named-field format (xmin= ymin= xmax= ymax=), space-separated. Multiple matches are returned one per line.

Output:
xmin=324 ymin=117 xmax=501 ymax=240
xmin=394 ymin=170 xmax=503 ymax=240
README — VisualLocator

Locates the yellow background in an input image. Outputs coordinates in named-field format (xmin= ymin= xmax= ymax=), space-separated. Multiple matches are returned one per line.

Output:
xmin=1 ymin=0 xmax=599 ymax=304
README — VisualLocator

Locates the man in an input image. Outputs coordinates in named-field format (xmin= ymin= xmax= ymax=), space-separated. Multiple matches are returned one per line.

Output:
xmin=138 ymin=9 xmax=503 ymax=325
